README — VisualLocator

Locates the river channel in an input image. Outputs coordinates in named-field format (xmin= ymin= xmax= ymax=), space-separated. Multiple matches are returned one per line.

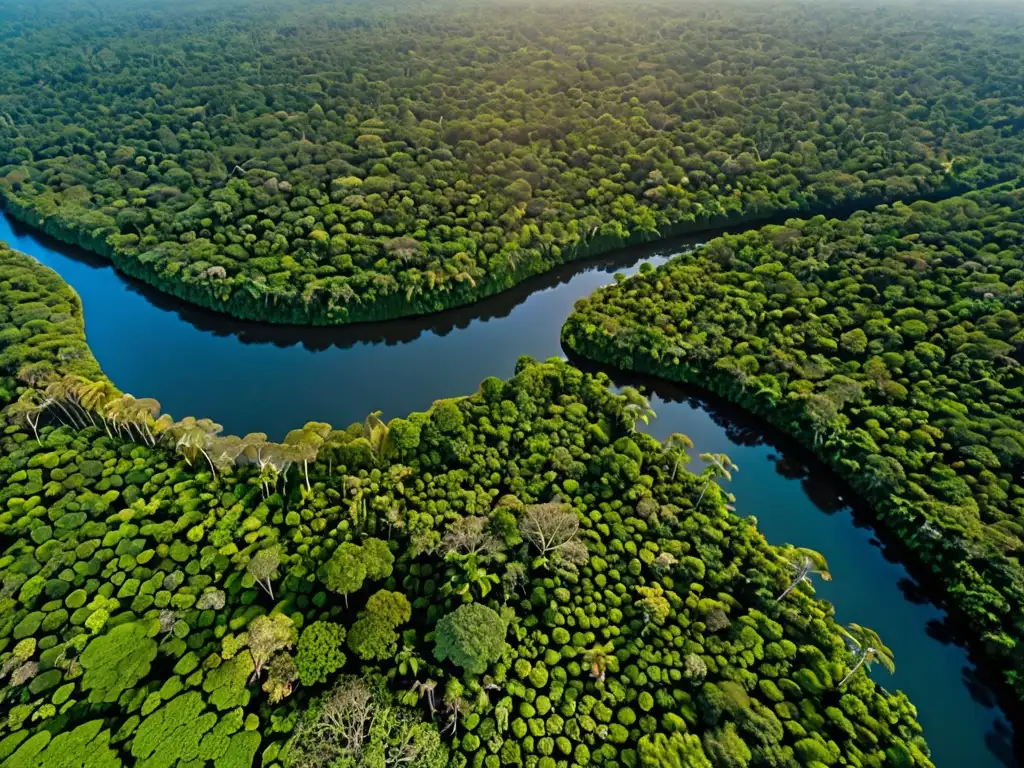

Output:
xmin=0 ymin=211 xmax=1016 ymax=767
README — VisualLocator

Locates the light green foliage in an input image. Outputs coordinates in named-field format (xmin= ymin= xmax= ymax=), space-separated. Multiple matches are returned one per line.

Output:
xmin=198 ymin=707 xmax=244 ymax=762
xmin=433 ymin=603 xmax=507 ymax=676
xmin=639 ymin=732 xmax=713 ymax=768
xmin=323 ymin=542 xmax=366 ymax=604
xmin=247 ymin=613 xmax=296 ymax=680
xmin=214 ymin=731 xmax=261 ymax=768
xmin=360 ymin=537 xmax=395 ymax=581
xmin=347 ymin=590 xmax=411 ymax=661
xmin=131 ymin=692 xmax=218 ymax=768
xmin=4 ymin=720 xmax=120 ymax=768
xmin=204 ymin=653 xmax=255 ymax=712
xmin=80 ymin=621 xmax=158 ymax=703
xmin=246 ymin=546 xmax=281 ymax=599
xmin=296 ymin=621 xmax=347 ymax=686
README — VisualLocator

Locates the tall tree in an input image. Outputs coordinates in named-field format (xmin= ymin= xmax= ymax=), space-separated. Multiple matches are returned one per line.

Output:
xmin=838 ymin=623 xmax=895 ymax=687
xmin=662 ymin=432 xmax=694 ymax=480
xmin=775 ymin=547 xmax=832 ymax=602
xmin=518 ymin=502 xmax=588 ymax=569
xmin=247 ymin=546 xmax=282 ymax=600
xmin=247 ymin=613 xmax=296 ymax=681
xmin=695 ymin=453 xmax=738 ymax=507
xmin=324 ymin=542 xmax=367 ymax=608
xmin=166 ymin=416 xmax=223 ymax=476
xmin=620 ymin=386 xmax=656 ymax=432
xmin=284 ymin=421 xmax=332 ymax=491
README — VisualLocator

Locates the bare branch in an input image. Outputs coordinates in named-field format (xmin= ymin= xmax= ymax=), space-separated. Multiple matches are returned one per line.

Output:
xmin=519 ymin=502 xmax=588 ymax=568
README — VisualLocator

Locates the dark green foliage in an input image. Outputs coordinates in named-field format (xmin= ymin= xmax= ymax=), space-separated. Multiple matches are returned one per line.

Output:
xmin=0 ymin=244 xmax=932 ymax=767
xmin=0 ymin=1 xmax=1020 ymax=324
xmin=563 ymin=180 xmax=1024 ymax=695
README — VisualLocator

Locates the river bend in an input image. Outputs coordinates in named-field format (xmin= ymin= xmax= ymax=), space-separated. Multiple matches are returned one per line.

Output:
xmin=0 ymin=212 xmax=1015 ymax=768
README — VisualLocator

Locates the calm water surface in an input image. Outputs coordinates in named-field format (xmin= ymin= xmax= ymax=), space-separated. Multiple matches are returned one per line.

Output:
xmin=0 ymin=212 xmax=1016 ymax=767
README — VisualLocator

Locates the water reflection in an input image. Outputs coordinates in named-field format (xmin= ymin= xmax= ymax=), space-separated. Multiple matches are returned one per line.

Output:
xmin=567 ymin=355 xmax=1020 ymax=768
xmin=1 ymin=208 xmax=1018 ymax=768
xmin=0 ymin=212 xmax=682 ymax=436
xmin=4 ymin=215 xmax=688 ymax=352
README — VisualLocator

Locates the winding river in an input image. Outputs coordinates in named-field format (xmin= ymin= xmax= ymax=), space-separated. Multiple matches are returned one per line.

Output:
xmin=1 ymin=211 xmax=1017 ymax=767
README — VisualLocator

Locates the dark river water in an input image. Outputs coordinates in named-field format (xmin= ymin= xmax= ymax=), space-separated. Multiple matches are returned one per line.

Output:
xmin=0 ymin=212 xmax=1016 ymax=767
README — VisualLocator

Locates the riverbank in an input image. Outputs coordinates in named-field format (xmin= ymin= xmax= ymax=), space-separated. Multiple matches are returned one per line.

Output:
xmin=2 ymin=207 xmax=1018 ymax=765
xmin=561 ymin=182 xmax=1024 ymax=708
xmin=568 ymin=353 xmax=1024 ymax=762
xmin=0 ymin=176 xmax=988 ymax=328
xmin=563 ymin=333 xmax=1024 ymax=745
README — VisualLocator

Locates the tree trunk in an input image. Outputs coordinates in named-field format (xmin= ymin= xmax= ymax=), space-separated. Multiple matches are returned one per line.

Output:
xmin=775 ymin=578 xmax=802 ymax=602
xmin=256 ymin=581 xmax=272 ymax=606
xmin=54 ymin=400 xmax=81 ymax=428
xmin=695 ymin=479 xmax=712 ymax=507
xmin=200 ymin=448 xmax=217 ymax=479
xmin=838 ymin=655 xmax=866 ymax=686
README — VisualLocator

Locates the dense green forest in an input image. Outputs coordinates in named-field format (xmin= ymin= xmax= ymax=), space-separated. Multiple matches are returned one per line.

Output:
xmin=0 ymin=246 xmax=933 ymax=766
xmin=1 ymin=0 xmax=1023 ymax=323
xmin=563 ymin=180 xmax=1024 ymax=696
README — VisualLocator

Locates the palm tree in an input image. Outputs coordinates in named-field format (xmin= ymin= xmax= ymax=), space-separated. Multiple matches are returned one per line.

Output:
xmin=443 ymin=554 xmax=500 ymax=601
xmin=8 ymin=390 xmax=46 ymax=443
xmin=284 ymin=421 xmax=331 ymax=490
xmin=166 ymin=417 xmax=223 ymax=477
xmin=838 ymin=624 xmax=895 ymax=687
xmin=662 ymin=432 xmax=694 ymax=480
xmin=61 ymin=375 xmax=103 ymax=427
xmin=620 ymin=386 xmax=656 ymax=432
xmin=775 ymin=547 xmax=831 ymax=602
xmin=101 ymin=396 xmax=127 ymax=438
xmin=695 ymin=453 xmax=738 ymax=507
xmin=44 ymin=377 xmax=86 ymax=428
xmin=125 ymin=397 xmax=164 ymax=445
xmin=75 ymin=378 xmax=116 ymax=427
xmin=362 ymin=411 xmax=391 ymax=466
xmin=395 ymin=643 xmax=424 ymax=679
xmin=106 ymin=395 xmax=165 ymax=445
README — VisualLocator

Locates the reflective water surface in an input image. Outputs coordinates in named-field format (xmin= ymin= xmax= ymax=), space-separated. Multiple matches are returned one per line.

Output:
xmin=1 ymin=211 xmax=1016 ymax=767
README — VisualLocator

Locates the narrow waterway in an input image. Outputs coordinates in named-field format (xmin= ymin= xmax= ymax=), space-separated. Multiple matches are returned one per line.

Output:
xmin=0 ymin=211 xmax=1016 ymax=767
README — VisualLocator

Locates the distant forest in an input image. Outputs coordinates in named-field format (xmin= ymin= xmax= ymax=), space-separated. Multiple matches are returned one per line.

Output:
xmin=0 ymin=0 xmax=1022 ymax=323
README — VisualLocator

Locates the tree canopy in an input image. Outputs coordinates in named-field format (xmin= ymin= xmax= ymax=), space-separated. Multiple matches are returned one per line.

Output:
xmin=564 ymin=178 xmax=1024 ymax=698
xmin=0 ymin=0 xmax=1021 ymax=324
xmin=0 ymin=248 xmax=933 ymax=767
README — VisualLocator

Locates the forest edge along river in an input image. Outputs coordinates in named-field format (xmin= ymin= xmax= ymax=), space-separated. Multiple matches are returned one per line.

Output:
xmin=0 ymin=208 xmax=1018 ymax=767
